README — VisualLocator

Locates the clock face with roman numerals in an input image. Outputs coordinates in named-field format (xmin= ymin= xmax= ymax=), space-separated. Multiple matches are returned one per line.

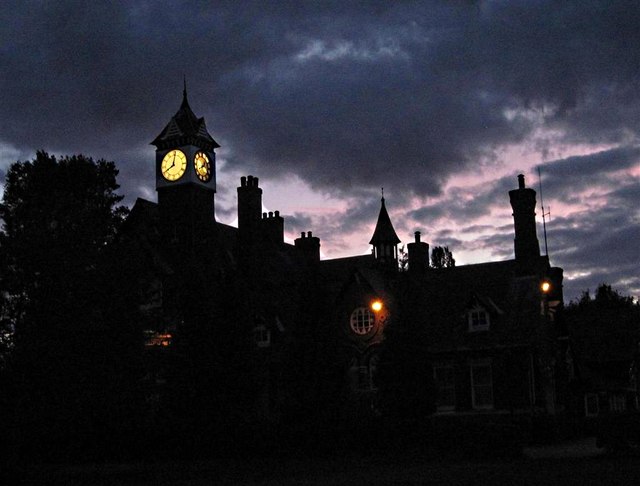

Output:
xmin=161 ymin=150 xmax=187 ymax=181
xmin=194 ymin=151 xmax=211 ymax=182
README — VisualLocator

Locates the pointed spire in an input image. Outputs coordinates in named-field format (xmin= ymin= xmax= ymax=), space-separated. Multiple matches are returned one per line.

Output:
xmin=369 ymin=194 xmax=401 ymax=245
xmin=180 ymin=75 xmax=190 ymax=111
xmin=151 ymin=82 xmax=220 ymax=150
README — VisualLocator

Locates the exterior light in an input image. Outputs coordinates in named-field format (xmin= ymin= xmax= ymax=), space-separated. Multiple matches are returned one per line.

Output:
xmin=371 ymin=300 xmax=383 ymax=312
xmin=541 ymin=281 xmax=551 ymax=293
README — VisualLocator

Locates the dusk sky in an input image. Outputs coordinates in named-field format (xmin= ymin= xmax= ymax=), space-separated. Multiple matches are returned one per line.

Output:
xmin=1 ymin=1 xmax=639 ymax=302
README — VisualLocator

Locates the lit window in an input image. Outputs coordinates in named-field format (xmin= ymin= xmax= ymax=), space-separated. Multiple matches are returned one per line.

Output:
xmin=470 ymin=360 xmax=493 ymax=409
xmin=468 ymin=306 xmax=490 ymax=332
xmin=350 ymin=307 xmax=375 ymax=335
xmin=254 ymin=325 xmax=271 ymax=348
xmin=144 ymin=330 xmax=173 ymax=347
xmin=433 ymin=363 xmax=456 ymax=411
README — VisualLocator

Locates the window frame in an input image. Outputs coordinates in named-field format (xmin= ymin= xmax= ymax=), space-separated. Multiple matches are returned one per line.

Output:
xmin=470 ymin=359 xmax=494 ymax=410
xmin=253 ymin=324 xmax=271 ymax=348
xmin=609 ymin=393 xmax=626 ymax=413
xmin=350 ymin=307 xmax=375 ymax=335
xmin=433 ymin=362 xmax=456 ymax=412
xmin=585 ymin=392 xmax=599 ymax=417
xmin=468 ymin=305 xmax=490 ymax=332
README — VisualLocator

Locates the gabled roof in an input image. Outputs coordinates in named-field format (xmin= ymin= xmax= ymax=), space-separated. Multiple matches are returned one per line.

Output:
xmin=401 ymin=258 xmax=552 ymax=351
xmin=369 ymin=197 xmax=401 ymax=245
xmin=151 ymin=88 xmax=220 ymax=151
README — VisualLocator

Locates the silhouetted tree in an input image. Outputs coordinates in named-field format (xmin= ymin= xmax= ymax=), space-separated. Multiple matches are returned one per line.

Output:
xmin=0 ymin=152 xmax=144 ymax=460
xmin=398 ymin=244 xmax=408 ymax=272
xmin=566 ymin=284 xmax=639 ymax=348
xmin=565 ymin=284 xmax=640 ymax=414
xmin=430 ymin=246 xmax=455 ymax=268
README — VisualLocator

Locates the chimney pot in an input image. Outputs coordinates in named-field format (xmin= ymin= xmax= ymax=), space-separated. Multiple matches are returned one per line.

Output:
xmin=415 ymin=231 xmax=421 ymax=243
xmin=518 ymin=174 xmax=525 ymax=189
xmin=241 ymin=176 xmax=247 ymax=187
xmin=274 ymin=210 xmax=280 ymax=217
xmin=268 ymin=211 xmax=273 ymax=218
xmin=254 ymin=177 xmax=259 ymax=187
xmin=262 ymin=212 xmax=267 ymax=219
xmin=301 ymin=232 xmax=305 ymax=238
xmin=308 ymin=231 xmax=313 ymax=238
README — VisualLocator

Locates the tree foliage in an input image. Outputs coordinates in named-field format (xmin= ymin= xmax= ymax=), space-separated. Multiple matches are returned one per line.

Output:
xmin=565 ymin=283 xmax=640 ymax=364
xmin=0 ymin=152 xmax=143 ymax=459
xmin=430 ymin=245 xmax=455 ymax=268
xmin=398 ymin=244 xmax=408 ymax=272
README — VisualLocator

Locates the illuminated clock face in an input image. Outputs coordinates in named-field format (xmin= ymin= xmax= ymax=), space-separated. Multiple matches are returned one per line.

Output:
xmin=161 ymin=150 xmax=187 ymax=181
xmin=194 ymin=151 xmax=211 ymax=182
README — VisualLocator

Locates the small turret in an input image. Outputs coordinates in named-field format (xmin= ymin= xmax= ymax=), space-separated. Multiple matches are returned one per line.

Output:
xmin=369 ymin=194 xmax=401 ymax=269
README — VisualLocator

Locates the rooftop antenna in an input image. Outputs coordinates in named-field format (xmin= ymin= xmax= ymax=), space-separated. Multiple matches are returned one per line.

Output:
xmin=537 ymin=167 xmax=551 ymax=256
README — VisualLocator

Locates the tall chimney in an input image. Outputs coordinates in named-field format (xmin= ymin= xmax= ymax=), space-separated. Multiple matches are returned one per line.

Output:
xmin=295 ymin=231 xmax=321 ymax=265
xmin=407 ymin=231 xmax=429 ymax=274
xmin=509 ymin=174 xmax=541 ymax=275
xmin=237 ymin=174 xmax=263 ymax=241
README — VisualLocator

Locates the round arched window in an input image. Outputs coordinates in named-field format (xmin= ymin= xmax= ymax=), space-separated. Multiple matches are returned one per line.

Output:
xmin=350 ymin=307 xmax=375 ymax=335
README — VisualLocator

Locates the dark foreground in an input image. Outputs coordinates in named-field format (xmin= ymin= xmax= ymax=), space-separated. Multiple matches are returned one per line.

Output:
xmin=11 ymin=446 xmax=640 ymax=485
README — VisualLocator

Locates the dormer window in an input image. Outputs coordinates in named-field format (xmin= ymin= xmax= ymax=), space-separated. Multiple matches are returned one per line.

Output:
xmin=468 ymin=306 xmax=490 ymax=332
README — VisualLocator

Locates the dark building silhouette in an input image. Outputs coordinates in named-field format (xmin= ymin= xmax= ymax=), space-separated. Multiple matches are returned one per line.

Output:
xmin=122 ymin=91 xmax=568 ymax=422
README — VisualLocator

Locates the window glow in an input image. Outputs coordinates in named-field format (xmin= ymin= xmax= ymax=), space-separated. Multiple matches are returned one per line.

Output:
xmin=541 ymin=281 xmax=551 ymax=293
xmin=144 ymin=331 xmax=173 ymax=347
xmin=371 ymin=300 xmax=383 ymax=312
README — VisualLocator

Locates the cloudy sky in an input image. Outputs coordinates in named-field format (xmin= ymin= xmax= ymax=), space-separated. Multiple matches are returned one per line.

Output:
xmin=1 ymin=1 xmax=639 ymax=301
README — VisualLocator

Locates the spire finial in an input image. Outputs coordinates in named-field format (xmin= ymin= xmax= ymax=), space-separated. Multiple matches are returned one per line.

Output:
xmin=183 ymin=75 xmax=187 ymax=101
xmin=381 ymin=187 xmax=384 ymax=201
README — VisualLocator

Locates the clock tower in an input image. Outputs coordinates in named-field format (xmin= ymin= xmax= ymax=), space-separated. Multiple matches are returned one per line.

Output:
xmin=151 ymin=86 xmax=220 ymax=263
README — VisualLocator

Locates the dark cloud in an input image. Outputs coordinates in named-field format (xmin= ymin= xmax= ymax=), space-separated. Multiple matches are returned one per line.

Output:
xmin=538 ymin=146 xmax=640 ymax=200
xmin=283 ymin=212 xmax=314 ymax=235
xmin=546 ymin=204 xmax=640 ymax=300
xmin=408 ymin=173 xmax=520 ymax=227
xmin=3 ymin=1 xmax=639 ymax=197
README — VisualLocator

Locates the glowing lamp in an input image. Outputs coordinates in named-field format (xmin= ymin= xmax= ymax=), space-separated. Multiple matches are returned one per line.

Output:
xmin=371 ymin=300 xmax=383 ymax=312
xmin=541 ymin=281 xmax=551 ymax=293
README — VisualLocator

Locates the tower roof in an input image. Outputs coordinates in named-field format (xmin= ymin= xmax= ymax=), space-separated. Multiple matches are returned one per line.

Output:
xmin=369 ymin=196 xmax=401 ymax=245
xmin=151 ymin=87 xmax=220 ymax=151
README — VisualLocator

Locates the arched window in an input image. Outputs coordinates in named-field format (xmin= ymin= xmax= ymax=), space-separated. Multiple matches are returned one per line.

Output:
xmin=350 ymin=307 xmax=375 ymax=335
